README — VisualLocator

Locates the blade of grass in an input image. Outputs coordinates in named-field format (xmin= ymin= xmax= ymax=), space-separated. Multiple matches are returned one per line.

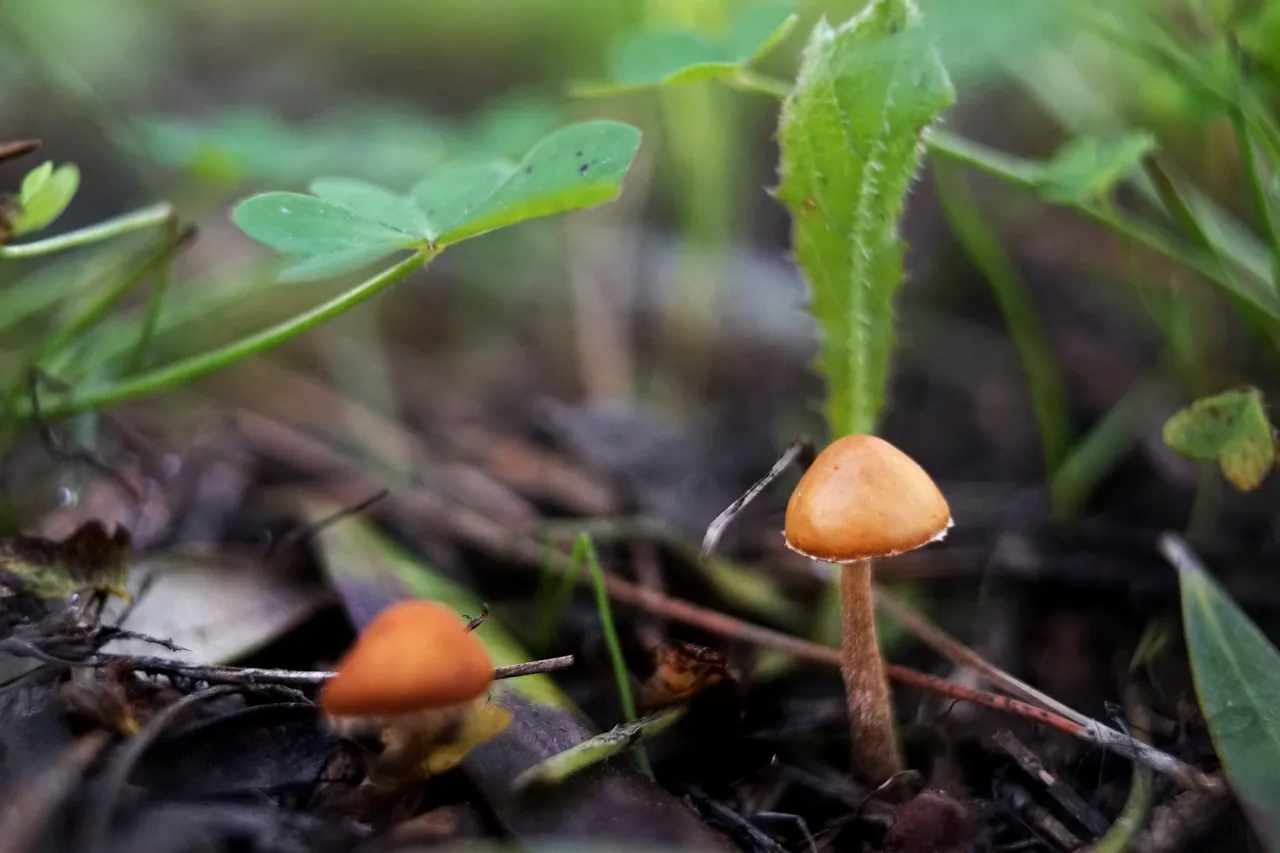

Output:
xmin=1144 ymin=157 xmax=1218 ymax=255
xmin=933 ymin=160 xmax=1072 ymax=480
xmin=127 ymin=219 xmax=182 ymax=373
xmin=1231 ymin=101 xmax=1280 ymax=288
xmin=1049 ymin=381 xmax=1159 ymax=519
xmin=33 ymin=226 xmax=193 ymax=367
xmin=575 ymin=532 xmax=652 ymax=778
xmin=532 ymin=533 xmax=586 ymax=653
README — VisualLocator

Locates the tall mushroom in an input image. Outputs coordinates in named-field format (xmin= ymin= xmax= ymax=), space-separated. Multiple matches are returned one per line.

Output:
xmin=783 ymin=434 xmax=951 ymax=785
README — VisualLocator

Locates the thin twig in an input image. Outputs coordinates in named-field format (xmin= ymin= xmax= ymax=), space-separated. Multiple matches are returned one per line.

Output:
xmin=266 ymin=488 xmax=389 ymax=556
xmin=994 ymin=729 xmax=1110 ymax=838
xmin=874 ymin=585 xmax=1219 ymax=793
xmin=701 ymin=437 xmax=813 ymax=557
xmin=93 ymin=654 xmax=576 ymax=688
xmin=998 ymin=779 xmax=1083 ymax=851
xmin=874 ymin=584 xmax=1087 ymax=725
xmin=0 ymin=139 xmax=40 ymax=164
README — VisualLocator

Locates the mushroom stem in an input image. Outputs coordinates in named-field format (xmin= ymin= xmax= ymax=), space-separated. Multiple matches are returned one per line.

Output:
xmin=840 ymin=560 xmax=903 ymax=785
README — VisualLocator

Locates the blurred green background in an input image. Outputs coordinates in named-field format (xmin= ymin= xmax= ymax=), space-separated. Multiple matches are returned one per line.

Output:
xmin=0 ymin=0 xmax=1275 ymax=503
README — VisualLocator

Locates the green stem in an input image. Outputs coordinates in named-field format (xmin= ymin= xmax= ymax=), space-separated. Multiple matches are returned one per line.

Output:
xmin=127 ymin=219 xmax=182 ymax=373
xmin=926 ymin=129 xmax=1040 ymax=187
xmin=577 ymin=532 xmax=652 ymax=777
xmin=8 ymin=250 xmax=431 ymax=421
xmin=933 ymin=160 xmax=1072 ymax=481
xmin=727 ymin=68 xmax=791 ymax=99
xmin=0 ymin=203 xmax=175 ymax=259
xmin=35 ymin=227 xmax=190 ymax=366
xmin=926 ymin=130 xmax=1279 ymax=316
xmin=1230 ymin=102 xmax=1280 ymax=289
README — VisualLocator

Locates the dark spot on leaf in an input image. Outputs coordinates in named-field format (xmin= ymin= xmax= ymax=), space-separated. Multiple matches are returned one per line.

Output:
xmin=575 ymin=151 xmax=583 ymax=157
xmin=579 ymin=163 xmax=589 ymax=174
xmin=525 ymin=166 xmax=533 ymax=174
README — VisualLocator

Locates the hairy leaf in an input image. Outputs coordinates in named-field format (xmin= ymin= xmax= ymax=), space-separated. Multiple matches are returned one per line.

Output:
xmin=1162 ymin=387 xmax=1277 ymax=491
xmin=1176 ymin=542 xmax=1280 ymax=850
xmin=776 ymin=1 xmax=954 ymax=437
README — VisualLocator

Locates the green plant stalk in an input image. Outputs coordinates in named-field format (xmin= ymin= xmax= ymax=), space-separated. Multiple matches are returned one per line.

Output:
xmin=933 ymin=160 xmax=1072 ymax=480
xmin=0 ymin=203 xmax=174 ymax=259
xmin=6 ymin=250 xmax=431 ymax=422
xmin=533 ymin=533 xmax=582 ymax=652
xmin=576 ymin=532 xmax=652 ymax=778
xmin=1050 ymin=382 xmax=1153 ymax=519
xmin=727 ymin=68 xmax=790 ymax=99
xmin=1091 ymin=754 xmax=1154 ymax=853
xmin=1230 ymin=103 xmax=1280 ymax=288
xmin=127 ymin=219 xmax=181 ymax=372
xmin=33 ymin=229 xmax=189 ymax=367
xmin=926 ymin=130 xmax=1277 ymax=314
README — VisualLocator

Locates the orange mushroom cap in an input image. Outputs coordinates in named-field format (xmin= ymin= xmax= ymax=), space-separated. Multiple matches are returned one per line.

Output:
xmin=320 ymin=599 xmax=496 ymax=717
xmin=784 ymin=434 xmax=951 ymax=562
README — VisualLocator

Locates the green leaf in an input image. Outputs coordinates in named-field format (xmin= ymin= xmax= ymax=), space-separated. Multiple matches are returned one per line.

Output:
xmin=410 ymin=161 xmax=513 ymax=242
xmin=1032 ymin=133 xmax=1158 ymax=205
xmin=775 ymin=2 xmax=955 ymax=437
xmin=1240 ymin=2 xmax=1280 ymax=77
xmin=231 ymin=191 xmax=419 ymax=264
xmin=725 ymin=1 xmax=800 ymax=63
xmin=429 ymin=121 xmax=642 ymax=247
xmin=611 ymin=31 xmax=730 ymax=87
xmin=1162 ymin=387 xmax=1277 ymax=491
xmin=12 ymin=162 xmax=80 ymax=236
xmin=309 ymin=176 xmax=428 ymax=234
xmin=1174 ymin=539 xmax=1280 ymax=850
xmin=231 ymin=121 xmax=640 ymax=273
xmin=276 ymin=245 xmax=409 ymax=282
xmin=18 ymin=161 xmax=53 ymax=206
xmin=576 ymin=1 xmax=797 ymax=95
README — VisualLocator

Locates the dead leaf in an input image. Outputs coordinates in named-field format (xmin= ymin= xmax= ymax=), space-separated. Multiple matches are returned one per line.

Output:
xmin=0 ymin=521 xmax=132 ymax=604
xmin=100 ymin=547 xmax=331 ymax=664
xmin=638 ymin=639 xmax=734 ymax=712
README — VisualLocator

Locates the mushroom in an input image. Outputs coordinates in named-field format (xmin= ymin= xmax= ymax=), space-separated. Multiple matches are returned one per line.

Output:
xmin=783 ymin=434 xmax=951 ymax=785
xmin=321 ymin=599 xmax=512 ymax=784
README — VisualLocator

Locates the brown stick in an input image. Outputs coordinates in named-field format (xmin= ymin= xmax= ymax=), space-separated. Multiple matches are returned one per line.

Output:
xmin=841 ymin=561 xmax=902 ymax=785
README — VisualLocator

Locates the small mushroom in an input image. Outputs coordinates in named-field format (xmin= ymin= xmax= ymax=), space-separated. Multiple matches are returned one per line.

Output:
xmin=784 ymin=434 xmax=951 ymax=785
xmin=321 ymin=599 xmax=511 ymax=784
